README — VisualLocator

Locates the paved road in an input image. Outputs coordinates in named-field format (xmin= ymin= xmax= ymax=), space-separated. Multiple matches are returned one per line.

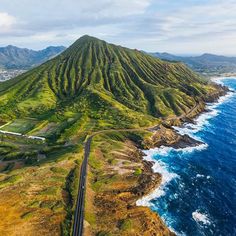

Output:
xmin=72 ymin=101 xmax=201 ymax=236
xmin=72 ymin=136 xmax=92 ymax=236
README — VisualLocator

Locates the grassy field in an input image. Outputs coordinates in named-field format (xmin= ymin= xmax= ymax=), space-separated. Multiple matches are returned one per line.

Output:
xmin=1 ymin=118 xmax=40 ymax=134
xmin=83 ymin=130 xmax=173 ymax=235
xmin=30 ymin=122 xmax=58 ymax=137
xmin=0 ymin=134 xmax=85 ymax=235
xmin=0 ymin=121 xmax=7 ymax=127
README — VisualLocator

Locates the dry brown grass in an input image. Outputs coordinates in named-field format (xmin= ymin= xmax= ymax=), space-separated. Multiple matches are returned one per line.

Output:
xmin=0 ymin=151 xmax=82 ymax=236
xmin=85 ymin=133 xmax=174 ymax=235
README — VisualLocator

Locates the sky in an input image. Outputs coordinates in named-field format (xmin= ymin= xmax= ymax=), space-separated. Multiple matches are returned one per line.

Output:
xmin=0 ymin=0 xmax=236 ymax=55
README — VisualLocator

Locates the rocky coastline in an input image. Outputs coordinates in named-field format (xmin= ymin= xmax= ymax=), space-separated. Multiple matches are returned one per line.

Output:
xmin=86 ymin=83 xmax=229 ymax=236
xmin=133 ymin=83 xmax=230 ymax=235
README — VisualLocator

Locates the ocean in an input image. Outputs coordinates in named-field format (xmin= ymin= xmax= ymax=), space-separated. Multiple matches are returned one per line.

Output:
xmin=137 ymin=78 xmax=236 ymax=236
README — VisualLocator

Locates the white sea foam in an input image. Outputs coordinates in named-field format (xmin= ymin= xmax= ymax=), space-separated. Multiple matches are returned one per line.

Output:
xmin=174 ymin=87 xmax=234 ymax=138
xmin=178 ymin=143 xmax=208 ymax=153
xmin=169 ymin=227 xmax=187 ymax=236
xmin=211 ymin=77 xmax=226 ymax=85
xmin=196 ymin=174 xmax=204 ymax=178
xmin=136 ymin=153 xmax=178 ymax=207
xmin=143 ymin=143 xmax=208 ymax=158
xmin=173 ymin=77 xmax=235 ymax=139
xmin=192 ymin=211 xmax=211 ymax=225
xmin=211 ymin=76 xmax=236 ymax=85
xmin=136 ymin=144 xmax=208 ymax=207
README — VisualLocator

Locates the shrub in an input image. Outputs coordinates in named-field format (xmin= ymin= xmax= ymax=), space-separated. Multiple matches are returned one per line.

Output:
xmin=134 ymin=168 xmax=142 ymax=176
xmin=119 ymin=219 xmax=132 ymax=231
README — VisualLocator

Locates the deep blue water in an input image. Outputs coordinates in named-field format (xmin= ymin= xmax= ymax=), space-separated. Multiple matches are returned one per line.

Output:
xmin=138 ymin=78 xmax=236 ymax=236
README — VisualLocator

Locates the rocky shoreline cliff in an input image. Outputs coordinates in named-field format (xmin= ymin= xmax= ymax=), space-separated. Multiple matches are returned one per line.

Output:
xmin=132 ymin=83 xmax=229 ymax=235
xmin=84 ymin=84 xmax=229 ymax=236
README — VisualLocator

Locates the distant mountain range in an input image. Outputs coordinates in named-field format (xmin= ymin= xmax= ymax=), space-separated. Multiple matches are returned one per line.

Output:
xmin=1 ymin=43 xmax=235 ymax=76
xmin=151 ymin=52 xmax=236 ymax=74
xmin=0 ymin=45 xmax=66 ymax=69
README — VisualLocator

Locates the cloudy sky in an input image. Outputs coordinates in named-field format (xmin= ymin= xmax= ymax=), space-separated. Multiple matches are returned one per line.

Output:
xmin=0 ymin=0 xmax=236 ymax=55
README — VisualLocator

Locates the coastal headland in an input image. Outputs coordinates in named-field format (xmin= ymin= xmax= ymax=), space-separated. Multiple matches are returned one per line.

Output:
xmin=82 ymin=83 xmax=229 ymax=235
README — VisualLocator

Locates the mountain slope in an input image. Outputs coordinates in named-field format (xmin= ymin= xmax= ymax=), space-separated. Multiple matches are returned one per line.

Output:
xmin=151 ymin=52 xmax=236 ymax=74
xmin=0 ymin=45 xmax=66 ymax=69
xmin=0 ymin=36 xmax=220 ymax=129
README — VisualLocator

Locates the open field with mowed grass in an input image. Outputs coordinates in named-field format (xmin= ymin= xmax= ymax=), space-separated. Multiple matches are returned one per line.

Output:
xmin=1 ymin=118 xmax=40 ymax=134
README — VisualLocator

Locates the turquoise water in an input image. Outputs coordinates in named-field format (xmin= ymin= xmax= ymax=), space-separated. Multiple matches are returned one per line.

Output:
xmin=137 ymin=78 xmax=236 ymax=236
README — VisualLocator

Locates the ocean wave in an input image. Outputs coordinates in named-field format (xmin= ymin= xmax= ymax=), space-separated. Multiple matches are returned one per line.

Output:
xmin=211 ymin=77 xmax=227 ymax=85
xmin=136 ymin=144 xmax=208 ymax=207
xmin=196 ymin=174 xmax=205 ymax=178
xmin=174 ymin=90 xmax=234 ymax=138
xmin=211 ymin=76 xmax=236 ymax=85
xmin=169 ymin=228 xmax=187 ymax=236
xmin=176 ymin=143 xmax=208 ymax=153
xmin=143 ymin=143 xmax=208 ymax=158
xmin=211 ymin=91 xmax=235 ymax=106
xmin=192 ymin=210 xmax=211 ymax=225
xmin=136 ymin=156 xmax=178 ymax=207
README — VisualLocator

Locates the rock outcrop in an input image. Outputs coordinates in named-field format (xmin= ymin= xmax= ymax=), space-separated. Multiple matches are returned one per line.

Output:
xmin=143 ymin=125 xmax=203 ymax=150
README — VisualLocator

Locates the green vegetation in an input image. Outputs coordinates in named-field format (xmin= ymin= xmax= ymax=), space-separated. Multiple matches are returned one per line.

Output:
xmin=20 ymin=211 xmax=34 ymax=220
xmin=0 ymin=175 xmax=21 ymax=188
xmin=97 ymin=232 xmax=112 ymax=236
xmin=0 ymin=141 xmax=18 ymax=155
xmin=96 ymin=231 xmax=111 ymax=236
xmin=1 ymin=118 xmax=39 ymax=134
xmin=0 ymin=35 xmax=218 ymax=135
xmin=1 ymin=162 xmax=15 ymax=172
xmin=119 ymin=219 xmax=133 ymax=231
xmin=61 ymin=167 xmax=79 ymax=236
xmin=134 ymin=168 xmax=142 ymax=176
xmin=88 ymin=131 xmax=151 ymax=193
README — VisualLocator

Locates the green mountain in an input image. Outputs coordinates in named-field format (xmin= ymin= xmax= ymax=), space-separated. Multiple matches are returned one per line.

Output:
xmin=0 ymin=45 xmax=66 ymax=69
xmin=0 ymin=36 xmax=218 ymax=131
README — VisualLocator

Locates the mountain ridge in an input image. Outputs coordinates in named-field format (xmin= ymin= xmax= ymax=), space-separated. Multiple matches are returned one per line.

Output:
xmin=0 ymin=45 xmax=66 ymax=69
xmin=151 ymin=52 xmax=236 ymax=74
xmin=0 ymin=35 xmax=222 ymax=131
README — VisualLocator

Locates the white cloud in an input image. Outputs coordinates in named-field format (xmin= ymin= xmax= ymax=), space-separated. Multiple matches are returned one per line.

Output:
xmin=79 ymin=0 xmax=151 ymax=18
xmin=0 ymin=0 xmax=151 ymax=40
xmin=157 ymin=0 xmax=236 ymax=39
xmin=117 ymin=0 xmax=236 ymax=54
xmin=0 ymin=12 xmax=16 ymax=32
xmin=0 ymin=0 xmax=236 ymax=55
